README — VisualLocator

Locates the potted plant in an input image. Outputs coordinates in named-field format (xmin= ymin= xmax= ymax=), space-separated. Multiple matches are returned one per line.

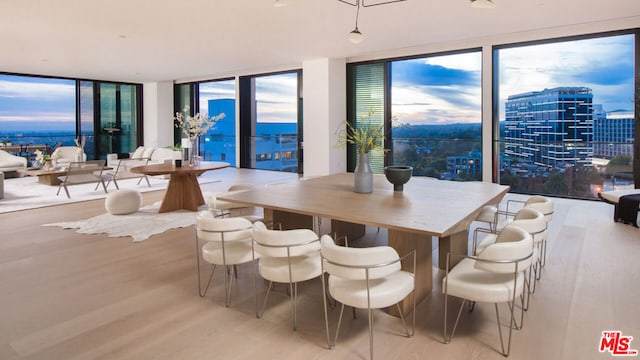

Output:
xmin=336 ymin=110 xmax=386 ymax=193
xmin=174 ymin=106 xmax=225 ymax=165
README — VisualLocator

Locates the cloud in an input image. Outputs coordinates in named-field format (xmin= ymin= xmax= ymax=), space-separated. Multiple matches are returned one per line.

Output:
xmin=497 ymin=33 xmax=635 ymax=115
xmin=392 ymin=59 xmax=479 ymax=87
xmin=391 ymin=52 xmax=482 ymax=125
xmin=0 ymin=76 xmax=75 ymax=101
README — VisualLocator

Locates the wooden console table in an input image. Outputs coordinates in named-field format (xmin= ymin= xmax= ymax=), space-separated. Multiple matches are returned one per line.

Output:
xmin=131 ymin=161 xmax=229 ymax=213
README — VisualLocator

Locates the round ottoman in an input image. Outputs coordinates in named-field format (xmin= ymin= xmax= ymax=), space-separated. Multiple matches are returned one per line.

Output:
xmin=105 ymin=189 xmax=142 ymax=215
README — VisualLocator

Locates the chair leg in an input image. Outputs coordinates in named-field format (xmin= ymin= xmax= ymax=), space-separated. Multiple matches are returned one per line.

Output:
xmin=495 ymin=301 xmax=518 ymax=357
xmin=367 ymin=307 xmax=374 ymax=360
xmin=443 ymin=297 xmax=466 ymax=344
xmin=198 ymin=264 xmax=216 ymax=297
xmin=333 ymin=303 xmax=346 ymax=348
xmin=223 ymin=265 xmax=234 ymax=307
xmin=290 ymin=282 xmax=298 ymax=331
xmin=256 ymin=281 xmax=274 ymax=319
xmin=321 ymin=271 xmax=334 ymax=350
xmin=395 ymin=302 xmax=415 ymax=338
xmin=100 ymin=179 xmax=108 ymax=193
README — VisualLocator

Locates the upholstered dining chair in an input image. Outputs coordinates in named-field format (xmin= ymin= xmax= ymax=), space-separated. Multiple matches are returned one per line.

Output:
xmin=320 ymin=234 xmax=415 ymax=360
xmin=443 ymin=225 xmax=533 ymax=357
xmin=208 ymin=183 xmax=264 ymax=222
xmin=519 ymin=195 xmax=554 ymax=268
xmin=473 ymin=207 xmax=546 ymax=311
xmin=474 ymin=204 xmax=499 ymax=232
xmin=195 ymin=211 xmax=255 ymax=307
xmin=251 ymin=221 xmax=321 ymax=331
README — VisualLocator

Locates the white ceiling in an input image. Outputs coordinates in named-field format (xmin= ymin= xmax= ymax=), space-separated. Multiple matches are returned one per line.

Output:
xmin=1 ymin=0 xmax=639 ymax=83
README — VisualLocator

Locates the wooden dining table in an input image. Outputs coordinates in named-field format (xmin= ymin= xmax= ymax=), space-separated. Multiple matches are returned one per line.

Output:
xmin=218 ymin=172 xmax=509 ymax=313
xmin=131 ymin=161 xmax=229 ymax=213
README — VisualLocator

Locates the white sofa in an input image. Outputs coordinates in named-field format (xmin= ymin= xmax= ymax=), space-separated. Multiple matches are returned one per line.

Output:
xmin=0 ymin=149 xmax=27 ymax=173
xmin=107 ymin=147 xmax=182 ymax=179
xmin=52 ymin=146 xmax=87 ymax=167
xmin=107 ymin=146 xmax=181 ymax=166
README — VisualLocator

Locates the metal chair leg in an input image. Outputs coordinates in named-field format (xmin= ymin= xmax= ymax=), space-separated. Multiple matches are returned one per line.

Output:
xmin=257 ymin=281 xmax=274 ymax=319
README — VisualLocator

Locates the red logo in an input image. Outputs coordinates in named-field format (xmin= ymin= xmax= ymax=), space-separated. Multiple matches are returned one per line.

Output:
xmin=600 ymin=331 xmax=638 ymax=356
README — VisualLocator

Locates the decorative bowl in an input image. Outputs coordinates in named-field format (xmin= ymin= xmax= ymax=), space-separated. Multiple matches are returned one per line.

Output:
xmin=384 ymin=165 xmax=413 ymax=191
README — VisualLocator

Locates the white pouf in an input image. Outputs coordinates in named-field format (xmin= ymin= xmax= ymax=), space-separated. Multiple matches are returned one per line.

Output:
xmin=105 ymin=189 xmax=142 ymax=215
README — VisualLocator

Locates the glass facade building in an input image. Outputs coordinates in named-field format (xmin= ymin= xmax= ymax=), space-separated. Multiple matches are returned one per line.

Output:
xmin=504 ymin=87 xmax=594 ymax=169
xmin=593 ymin=110 xmax=634 ymax=159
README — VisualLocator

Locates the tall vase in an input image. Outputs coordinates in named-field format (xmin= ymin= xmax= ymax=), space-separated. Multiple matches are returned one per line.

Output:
xmin=189 ymin=138 xmax=199 ymax=166
xmin=354 ymin=152 xmax=373 ymax=193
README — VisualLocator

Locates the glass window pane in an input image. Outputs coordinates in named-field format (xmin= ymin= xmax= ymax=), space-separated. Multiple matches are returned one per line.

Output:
xmin=252 ymin=72 xmax=299 ymax=173
xmin=496 ymin=34 xmax=635 ymax=199
xmin=99 ymin=83 xmax=139 ymax=158
xmin=79 ymin=81 xmax=95 ymax=160
xmin=0 ymin=74 xmax=75 ymax=165
xmin=391 ymin=52 xmax=482 ymax=180
xmin=349 ymin=63 xmax=386 ymax=173
xmin=199 ymin=79 xmax=236 ymax=165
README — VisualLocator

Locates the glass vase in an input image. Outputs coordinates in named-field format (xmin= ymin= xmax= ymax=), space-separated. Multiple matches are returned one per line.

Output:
xmin=189 ymin=138 xmax=199 ymax=166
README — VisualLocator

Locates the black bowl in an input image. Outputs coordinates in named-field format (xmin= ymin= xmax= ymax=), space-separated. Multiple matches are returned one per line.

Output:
xmin=384 ymin=165 xmax=413 ymax=191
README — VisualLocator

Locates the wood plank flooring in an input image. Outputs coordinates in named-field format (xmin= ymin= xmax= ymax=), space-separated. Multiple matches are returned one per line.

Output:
xmin=0 ymin=168 xmax=638 ymax=359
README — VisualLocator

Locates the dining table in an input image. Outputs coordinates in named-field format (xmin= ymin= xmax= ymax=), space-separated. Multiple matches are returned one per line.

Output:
xmin=131 ymin=161 xmax=229 ymax=213
xmin=217 ymin=172 xmax=510 ymax=314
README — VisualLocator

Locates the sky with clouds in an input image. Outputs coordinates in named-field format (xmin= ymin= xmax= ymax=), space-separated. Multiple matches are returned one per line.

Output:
xmin=0 ymin=75 xmax=75 ymax=123
xmin=391 ymin=33 xmax=635 ymax=125
xmin=198 ymin=72 xmax=298 ymax=124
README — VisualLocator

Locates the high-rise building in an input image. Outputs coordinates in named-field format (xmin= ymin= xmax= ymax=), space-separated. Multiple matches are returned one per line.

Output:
xmin=593 ymin=109 xmax=634 ymax=159
xmin=504 ymin=87 xmax=594 ymax=169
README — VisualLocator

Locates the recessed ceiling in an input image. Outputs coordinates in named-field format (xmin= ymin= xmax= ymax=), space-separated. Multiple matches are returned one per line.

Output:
xmin=1 ymin=0 xmax=638 ymax=83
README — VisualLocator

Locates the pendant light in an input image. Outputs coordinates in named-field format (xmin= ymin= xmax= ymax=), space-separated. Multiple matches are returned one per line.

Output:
xmin=470 ymin=0 xmax=496 ymax=9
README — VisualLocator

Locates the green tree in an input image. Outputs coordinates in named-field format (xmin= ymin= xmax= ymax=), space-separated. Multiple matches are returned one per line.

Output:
xmin=606 ymin=154 xmax=632 ymax=175
xmin=543 ymin=172 xmax=569 ymax=195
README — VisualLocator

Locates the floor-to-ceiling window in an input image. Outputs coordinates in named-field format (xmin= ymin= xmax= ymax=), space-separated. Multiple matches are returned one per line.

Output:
xmin=97 ymin=82 xmax=141 ymax=159
xmin=347 ymin=50 xmax=482 ymax=179
xmin=199 ymin=79 xmax=236 ymax=165
xmin=239 ymin=71 xmax=302 ymax=173
xmin=494 ymin=31 xmax=636 ymax=199
xmin=0 ymin=73 xmax=142 ymax=163
xmin=391 ymin=51 xmax=482 ymax=180
xmin=0 ymin=74 xmax=75 ymax=165
xmin=78 ymin=81 xmax=95 ymax=160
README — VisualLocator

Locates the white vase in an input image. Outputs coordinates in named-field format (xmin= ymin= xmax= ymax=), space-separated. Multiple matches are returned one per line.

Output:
xmin=354 ymin=152 xmax=373 ymax=193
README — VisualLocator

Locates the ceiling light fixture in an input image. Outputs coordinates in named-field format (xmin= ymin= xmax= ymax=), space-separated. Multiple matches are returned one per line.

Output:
xmin=273 ymin=0 xmax=288 ymax=7
xmin=470 ymin=0 xmax=496 ymax=9
xmin=338 ymin=0 xmax=407 ymax=44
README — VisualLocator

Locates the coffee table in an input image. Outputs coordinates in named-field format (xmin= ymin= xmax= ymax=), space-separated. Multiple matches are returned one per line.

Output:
xmin=18 ymin=167 xmax=67 ymax=185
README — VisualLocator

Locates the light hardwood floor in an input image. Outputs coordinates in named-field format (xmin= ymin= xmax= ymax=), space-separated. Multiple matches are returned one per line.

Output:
xmin=0 ymin=168 xmax=638 ymax=360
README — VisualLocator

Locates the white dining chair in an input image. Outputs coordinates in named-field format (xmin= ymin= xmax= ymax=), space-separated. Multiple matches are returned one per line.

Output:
xmin=196 ymin=211 xmax=256 ymax=307
xmin=251 ymin=221 xmax=321 ymax=331
xmin=320 ymin=234 xmax=415 ymax=360
xmin=443 ymin=225 xmax=533 ymax=357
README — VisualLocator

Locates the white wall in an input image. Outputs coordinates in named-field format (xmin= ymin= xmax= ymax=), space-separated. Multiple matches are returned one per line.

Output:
xmin=143 ymin=81 xmax=174 ymax=148
xmin=302 ymin=58 xmax=346 ymax=177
